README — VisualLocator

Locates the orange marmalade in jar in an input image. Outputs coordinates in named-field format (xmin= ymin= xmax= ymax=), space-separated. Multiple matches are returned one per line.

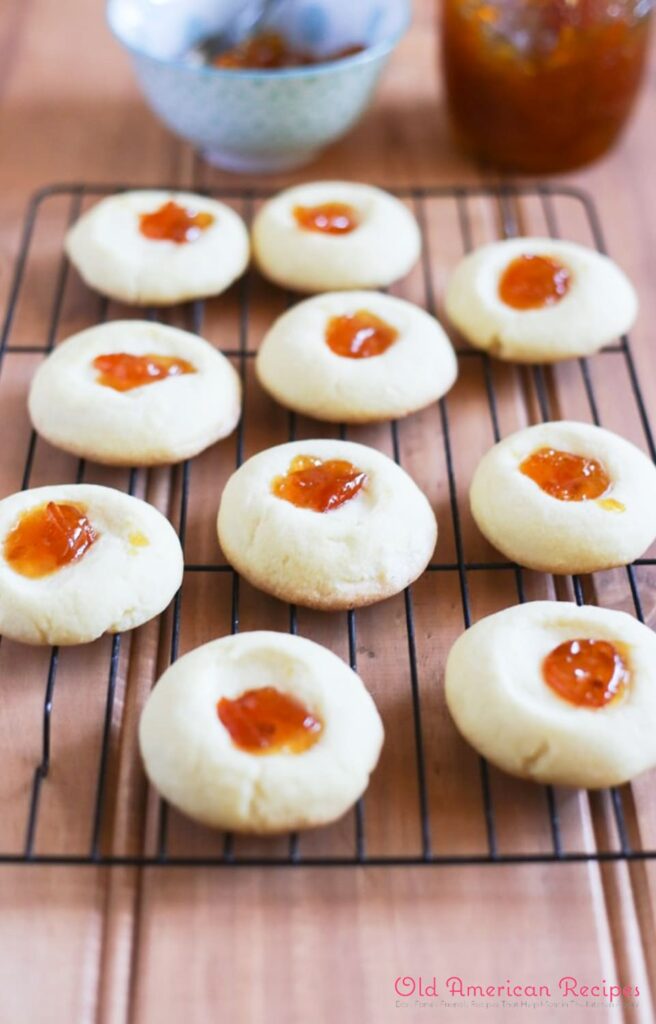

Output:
xmin=441 ymin=0 xmax=653 ymax=172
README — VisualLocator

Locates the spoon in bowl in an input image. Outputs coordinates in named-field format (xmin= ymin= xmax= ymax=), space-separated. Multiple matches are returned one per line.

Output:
xmin=191 ymin=0 xmax=288 ymax=64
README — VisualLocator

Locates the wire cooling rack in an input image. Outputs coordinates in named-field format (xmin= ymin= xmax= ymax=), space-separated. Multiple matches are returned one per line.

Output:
xmin=0 ymin=181 xmax=655 ymax=868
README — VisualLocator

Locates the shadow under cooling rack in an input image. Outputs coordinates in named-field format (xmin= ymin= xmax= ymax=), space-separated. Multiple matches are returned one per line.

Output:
xmin=1 ymin=181 xmax=655 ymax=867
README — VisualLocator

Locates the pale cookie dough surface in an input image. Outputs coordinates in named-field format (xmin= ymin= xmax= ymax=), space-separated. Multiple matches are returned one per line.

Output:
xmin=217 ymin=439 xmax=437 ymax=610
xmin=444 ymin=237 xmax=638 ymax=362
xmin=65 ymin=191 xmax=250 ymax=305
xmin=0 ymin=484 xmax=183 ymax=645
xmin=470 ymin=421 xmax=656 ymax=574
xmin=139 ymin=631 xmax=384 ymax=833
xmin=28 ymin=320 xmax=242 ymax=466
xmin=252 ymin=181 xmax=421 ymax=293
xmin=256 ymin=291 xmax=458 ymax=423
xmin=445 ymin=601 xmax=656 ymax=788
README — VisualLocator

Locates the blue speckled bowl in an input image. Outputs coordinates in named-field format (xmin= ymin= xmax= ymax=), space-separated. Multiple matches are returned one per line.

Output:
xmin=107 ymin=0 xmax=410 ymax=172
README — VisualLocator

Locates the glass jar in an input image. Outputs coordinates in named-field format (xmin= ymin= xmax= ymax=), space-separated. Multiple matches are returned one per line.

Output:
xmin=441 ymin=0 xmax=653 ymax=173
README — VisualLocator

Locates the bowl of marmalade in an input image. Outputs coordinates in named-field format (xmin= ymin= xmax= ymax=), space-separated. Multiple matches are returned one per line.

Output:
xmin=107 ymin=0 xmax=410 ymax=172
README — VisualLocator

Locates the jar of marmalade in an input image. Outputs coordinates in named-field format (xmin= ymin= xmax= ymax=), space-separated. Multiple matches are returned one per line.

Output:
xmin=441 ymin=0 xmax=653 ymax=172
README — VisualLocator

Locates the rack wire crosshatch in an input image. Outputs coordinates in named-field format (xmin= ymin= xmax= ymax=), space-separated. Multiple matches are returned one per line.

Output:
xmin=1 ymin=181 xmax=656 ymax=868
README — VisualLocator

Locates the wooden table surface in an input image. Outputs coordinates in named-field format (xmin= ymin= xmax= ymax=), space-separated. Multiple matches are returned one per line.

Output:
xmin=1 ymin=2 xmax=656 ymax=1022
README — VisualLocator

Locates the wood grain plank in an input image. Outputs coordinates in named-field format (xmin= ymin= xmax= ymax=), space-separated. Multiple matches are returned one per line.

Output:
xmin=129 ymin=865 xmax=624 ymax=1024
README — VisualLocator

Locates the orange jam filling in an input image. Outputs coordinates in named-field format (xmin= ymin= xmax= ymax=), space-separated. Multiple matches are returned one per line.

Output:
xmin=217 ymin=686 xmax=322 ymax=755
xmin=4 ymin=501 xmax=98 ymax=579
xmin=293 ymin=202 xmax=358 ymax=235
xmin=325 ymin=309 xmax=399 ymax=359
xmin=598 ymin=497 xmax=625 ymax=513
xmin=139 ymin=200 xmax=214 ymax=244
xmin=520 ymin=447 xmax=610 ymax=502
xmin=542 ymin=638 xmax=628 ymax=709
xmin=213 ymin=30 xmax=364 ymax=69
xmin=272 ymin=455 xmax=367 ymax=513
xmin=93 ymin=352 xmax=196 ymax=392
xmin=499 ymin=254 xmax=571 ymax=310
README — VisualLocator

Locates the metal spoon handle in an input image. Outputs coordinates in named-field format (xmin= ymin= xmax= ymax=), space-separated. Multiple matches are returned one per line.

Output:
xmin=195 ymin=0 xmax=289 ymax=62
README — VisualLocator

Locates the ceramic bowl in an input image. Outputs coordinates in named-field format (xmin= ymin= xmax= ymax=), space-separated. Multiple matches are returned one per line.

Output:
xmin=107 ymin=0 xmax=410 ymax=173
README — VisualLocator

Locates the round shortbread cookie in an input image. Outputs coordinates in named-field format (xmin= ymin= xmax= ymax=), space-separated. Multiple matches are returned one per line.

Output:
xmin=217 ymin=439 xmax=437 ymax=610
xmin=28 ymin=320 xmax=242 ymax=466
xmin=0 ymin=484 xmax=183 ymax=645
xmin=65 ymin=190 xmax=249 ymax=305
xmin=139 ymin=631 xmax=384 ymax=833
xmin=470 ymin=421 xmax=656 ymax=574
xmin=445 ymin=601 xmax=656 ymax=788
xmin=252 ymin=181 xmax=421 ymax=293
xmin=444 ymin=237 xmax=637 ymax=362
xmin=255 ymin=291 xmax=458 ymax=423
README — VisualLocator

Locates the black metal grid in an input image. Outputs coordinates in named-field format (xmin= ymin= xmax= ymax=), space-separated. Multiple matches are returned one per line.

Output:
xmin=1 ymin=181 xmax=655 ymax=867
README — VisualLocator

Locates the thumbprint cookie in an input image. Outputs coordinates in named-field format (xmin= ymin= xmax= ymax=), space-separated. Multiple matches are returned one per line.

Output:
xmin=470 ymin=421 xmax=656 ymax=574
xmin=65 ymin=190 xmax=249 ymax=305
xmin=445 ymin=601 xmax=656 ymax=788
xmin=252 ymin=181 xmax=421 ymax=293
xmin=0 ymin=484 xmax=182 ymax=645
xmin=139 ymin=631 xmax=384 ymax=832
xmin=217 ymin=439 xmax=437 ymax=609
xmin=28 ymin=320 xmax=241 ymax=466
xmin=256 ymin=291 xmax=457 ymax=423
xmin=445 ymin=237 xmax=637 ymax=362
